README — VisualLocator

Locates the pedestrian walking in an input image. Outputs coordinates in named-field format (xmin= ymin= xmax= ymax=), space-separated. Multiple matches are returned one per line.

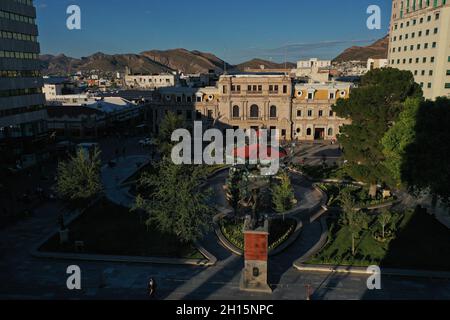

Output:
xmin=148 ymin=278 xmax=157 ymax=297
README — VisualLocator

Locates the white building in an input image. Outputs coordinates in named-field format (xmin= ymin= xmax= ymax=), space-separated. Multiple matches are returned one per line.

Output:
xmin=292 ymin=58 xmax=332 ymax=83
xmin=125 ymin=73 xmax=177 ymax=89
xmin=367 ymin=58 xmax=389 ymax=71
xmin=388 ymin=0 xmax=450 ymax=99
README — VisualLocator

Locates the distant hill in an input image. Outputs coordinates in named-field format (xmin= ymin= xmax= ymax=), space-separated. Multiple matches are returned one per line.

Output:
xmin=40 ymin=52 xmax=174 ymax=76
xmin=140 ymin=48 xmax=232 ymax=74
xmin=333 ymin=35 xmax=389 ymax=63
xmin=40 ymin=49 xmax=297 ymax=76
xmin=235 ymin=58 xmax=296 ymax=71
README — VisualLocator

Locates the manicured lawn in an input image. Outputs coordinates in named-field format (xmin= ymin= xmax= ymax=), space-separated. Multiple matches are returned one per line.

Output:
xmin=40 ymin=199 xmax=204 ymax=259
xmin=220 ymin=218 xmax=297 ymax=251
xmin=307 ymin=208 xmax=450 ymax=271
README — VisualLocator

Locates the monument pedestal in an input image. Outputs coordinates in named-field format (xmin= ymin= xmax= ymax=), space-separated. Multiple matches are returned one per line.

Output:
xmin=240 ymin=216 xmax=272 ymax=294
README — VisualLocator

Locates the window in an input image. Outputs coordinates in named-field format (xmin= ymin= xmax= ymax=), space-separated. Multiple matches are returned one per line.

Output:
xmin=307 ymin=92 xmax=314 ymax=100
xmin=306 ymin=128 xmax=312 ymax=136
xmin=207 ymin=110 xmax=213 ymax=119
xmin=232 ymin=105 xmax=240 ymax=118
xmin=269 ymin=105 xmax=277 ymax=118
xmin=431 ymin=57 xmax=435 ymax=63
xmin=250 ymin=105 xmax=259 ymax=118
xmin=307 ymin=110 xmax=313 ymax=117
xmin=283 ymin=85 xmax=288 ymax=94
xmin=296 ymin=110 xmax=302 ymax=117
xmin=429 ymin=70 xmax=433 ymax=76
xmin=427 ymin=83 xmax=432 ymax=89
xmin=446 ymin=70 xmax=450 ymax=76
xmin=329 ymin=110 xmax=334 ymax=117
xmin=434 ymin=27 xmax=438 ymax=34
xmin=445 ymin=83 xmax=450 ymax=89
xmin=328 ymin=128 xmax=333 ymax=136
xmin=329 ymin=92 xmax=335 ymax=99
xmin=318 ymin=110 xmax=323 ymax=118
xmin=432 ymin=42 xmax=437 ymax=48
xmin=223 ymin=85 xmax=227 ymax=94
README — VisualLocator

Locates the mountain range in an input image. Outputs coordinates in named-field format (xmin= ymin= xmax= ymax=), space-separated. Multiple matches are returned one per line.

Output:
xmin=40 ymin=36 xmax=389 ymax=76
xmin=332 ymin=36 xmax=389 ymax=63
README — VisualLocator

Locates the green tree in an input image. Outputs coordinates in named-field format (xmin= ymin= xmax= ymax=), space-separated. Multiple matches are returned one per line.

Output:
xmin=226 ymin=168 xmax=242 ymax=216
xmin=157 ymin=111 xmax=186 ymax=157
xmin=333 ymin=68 xmax=422 ymax=196
xmin=271 ymin=171 xmax=296 ymax=214
xmin=402 ymin=97 xmax=450 ymax=205
xmin=56 ymin=148 xmax=103 ymax=203
xmin=381 ymin=98 xmax=421 ymax=187
xmin=133 ymin=159 xmax=214 ymax=243
xmin=339 ymin=189 xmax=368 ymax=256
xmin=377 ymin=210 xmax=392 ymax=239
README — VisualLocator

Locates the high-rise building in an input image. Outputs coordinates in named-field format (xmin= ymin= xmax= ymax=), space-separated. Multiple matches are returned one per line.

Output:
xmin=0 ymin=0 xmax=47 ymax=168
xmin=388 ymin=0 xmax=450 ymax=100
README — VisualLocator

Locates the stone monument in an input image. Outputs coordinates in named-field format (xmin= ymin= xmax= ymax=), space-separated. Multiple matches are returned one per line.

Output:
xmin=240 ymin=215 xmax=272 ymax=293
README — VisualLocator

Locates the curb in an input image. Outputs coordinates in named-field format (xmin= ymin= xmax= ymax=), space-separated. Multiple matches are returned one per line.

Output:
xmin=293 ymin=215 xmax=329 ymax=267
xmin=294 ymin=264 xmax=450 ymax=280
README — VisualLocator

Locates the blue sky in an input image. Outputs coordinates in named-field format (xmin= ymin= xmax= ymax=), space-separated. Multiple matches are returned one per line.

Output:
xmin=35 ymin=0 xmax=392 ymax=64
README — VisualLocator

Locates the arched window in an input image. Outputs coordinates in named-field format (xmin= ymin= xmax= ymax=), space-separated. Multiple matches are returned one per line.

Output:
xmin=307 ymin=128 xmax=312 ymax=136
xmin=232 ymin=105 xmax=240 ymax=118
xmin=270 ymin=105 xmax=277 ymax=118
xmin=328 ymin=128 xmax=333 ymax=136
xmin=250 ymin=105 xmax=259 ymax=118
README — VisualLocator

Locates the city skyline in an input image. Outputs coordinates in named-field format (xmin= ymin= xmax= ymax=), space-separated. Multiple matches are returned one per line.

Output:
xmin=35 ymin=0 xmax=391 ymax=63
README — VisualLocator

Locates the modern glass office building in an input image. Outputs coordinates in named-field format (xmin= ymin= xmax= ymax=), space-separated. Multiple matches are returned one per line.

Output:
xmin=0 ymin=0 xmax=47 ymax=168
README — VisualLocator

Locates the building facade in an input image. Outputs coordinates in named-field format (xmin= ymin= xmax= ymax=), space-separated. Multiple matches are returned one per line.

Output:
xmin=388 ymin=0 xmax=450 ymax=99
xmin=292 ymin=83 xmax=351 ymax=141
xmin=125 ymin=73 xmax=177 ymax=89
xmin=0 ymin=0 xmax=47 ymax=167
xmin=367 ymin=58 xmax=389 ymax=71
xmin=145 ymin=73 xmax=352 ymax=142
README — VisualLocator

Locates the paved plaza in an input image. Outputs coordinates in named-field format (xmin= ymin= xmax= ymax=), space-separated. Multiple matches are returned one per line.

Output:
xmin=1 ymin=140 xmax=450 ymax=300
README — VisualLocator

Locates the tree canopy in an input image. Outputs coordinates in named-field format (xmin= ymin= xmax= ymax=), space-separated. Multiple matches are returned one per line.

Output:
xmin=333 ymin=68 xmax=422 ymax=188
xmin=56 ymin=148 xmax=103 ymax=202
xmin=381 ymin=97 xmax=421 ymax=187
xmin=401 ymin=97 xmax=450 ymax=204
xmin=157 ymin=111 xmax=186 ymax=157
xmin=133 ymin=159 xmax=214 ymax=243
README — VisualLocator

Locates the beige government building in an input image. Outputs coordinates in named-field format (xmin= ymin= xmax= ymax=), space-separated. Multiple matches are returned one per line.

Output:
xmin=388 ymin=0 xmax=450 ymax=99
xmin=147 ymin=73 xmax=352 ymax=141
